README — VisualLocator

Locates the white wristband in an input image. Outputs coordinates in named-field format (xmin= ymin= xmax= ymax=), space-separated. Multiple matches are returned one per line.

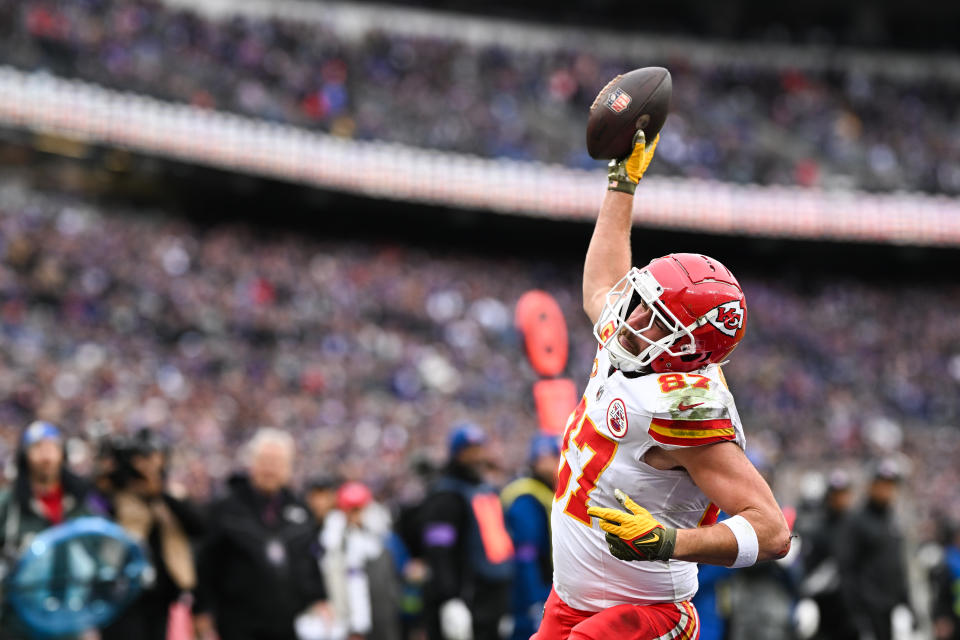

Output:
xmin=720 ymin=514 xmax=759 ymax=568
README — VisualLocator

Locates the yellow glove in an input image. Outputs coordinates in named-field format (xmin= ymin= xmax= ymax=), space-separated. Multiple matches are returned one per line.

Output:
xmin=607 ymin=130 xmax=660 ymax=195
xmin=587 ymin=488 xmax=676 ymax=562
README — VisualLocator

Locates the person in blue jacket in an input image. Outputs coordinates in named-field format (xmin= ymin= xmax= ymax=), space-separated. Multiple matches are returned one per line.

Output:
xmin=501 ymin=434 xmax=560 ymax=640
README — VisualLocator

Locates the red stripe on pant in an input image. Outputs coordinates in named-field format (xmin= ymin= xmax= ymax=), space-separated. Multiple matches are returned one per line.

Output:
xmin=532 ymin=587 xmax=699 ymax=640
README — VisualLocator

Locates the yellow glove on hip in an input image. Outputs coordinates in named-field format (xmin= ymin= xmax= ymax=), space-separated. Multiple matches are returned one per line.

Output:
xmin=587 ymin=488 xmax=676 ymax=562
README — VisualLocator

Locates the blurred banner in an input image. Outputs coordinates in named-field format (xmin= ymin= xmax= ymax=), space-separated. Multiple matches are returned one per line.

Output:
xmin=2 ymin=66 xmax=959 ymax=246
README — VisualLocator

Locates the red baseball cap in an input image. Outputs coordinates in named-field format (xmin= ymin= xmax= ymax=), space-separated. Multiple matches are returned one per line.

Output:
xmin=336 ymin=481 xmax=373 ymax=511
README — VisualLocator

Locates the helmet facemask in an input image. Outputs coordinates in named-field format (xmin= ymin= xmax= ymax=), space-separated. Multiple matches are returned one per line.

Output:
xmin=593 ymin=267 xmax=698 ymax=372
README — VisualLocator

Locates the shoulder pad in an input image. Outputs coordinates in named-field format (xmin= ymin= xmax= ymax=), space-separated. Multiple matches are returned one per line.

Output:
xmin=641 ymin=367 xmax=738 ymax=449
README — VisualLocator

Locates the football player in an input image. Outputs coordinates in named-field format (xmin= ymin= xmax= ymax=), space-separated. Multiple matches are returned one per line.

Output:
xmin=534 ymin=131 xmax=791 ymax=640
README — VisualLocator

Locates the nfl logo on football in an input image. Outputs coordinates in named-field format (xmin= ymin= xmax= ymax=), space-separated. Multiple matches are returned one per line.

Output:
xmin=605 ymin=88 xmax=632 ymax=113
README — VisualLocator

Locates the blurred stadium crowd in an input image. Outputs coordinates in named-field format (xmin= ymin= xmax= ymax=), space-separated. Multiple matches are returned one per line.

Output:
xmin=0 ymin=177 xmax=957 ymax=516
xmin=0 ymin=181 xmax=547 ymax=499
xmin=2 ymin=0 xmax=960 ymax=194
xmin=0 ymin=186 xmax=533 ymax=502
xmin=0 ymin=175 xmax=959 ymax=636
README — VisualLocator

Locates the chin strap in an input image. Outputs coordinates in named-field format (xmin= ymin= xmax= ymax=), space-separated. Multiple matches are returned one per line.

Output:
xmin=606 ymin=327 xmax=695 ymax=373
xmin=605 ymin=339 xmax=648 ymax=373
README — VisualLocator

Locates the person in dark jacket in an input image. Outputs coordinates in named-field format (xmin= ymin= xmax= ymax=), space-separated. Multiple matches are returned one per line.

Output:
xmin=421 ymin=424 xmax=514 ymax=640
xmin=500 ymin=434 xmax=559 ymax=640
xmin=837 ymin=460 xmax=912 ymax=640
xmin=194 ymin=428 xmax=329 ymax=640
xmin=0 ymin=421 xmax=95 ymax=639
xmin=801 ymin=470 xmax=858 ymax=640
xmin=99 ymin=428 xmax=207 ymax=640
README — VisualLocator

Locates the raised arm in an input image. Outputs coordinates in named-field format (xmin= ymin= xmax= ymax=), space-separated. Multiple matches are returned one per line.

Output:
xmin=582 ymin=190 xmax=634 ymax=324
xmin=582 ymin=131 xmax=659 ymax=325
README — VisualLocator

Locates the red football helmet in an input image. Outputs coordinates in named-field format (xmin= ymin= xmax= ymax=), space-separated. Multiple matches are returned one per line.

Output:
xmin=593 ymin=253 xmax=747 ymax=373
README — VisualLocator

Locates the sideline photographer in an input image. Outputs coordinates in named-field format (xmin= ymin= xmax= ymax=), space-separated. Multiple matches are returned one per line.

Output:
xmin=97 ymin=428 xmax=206 ymax=640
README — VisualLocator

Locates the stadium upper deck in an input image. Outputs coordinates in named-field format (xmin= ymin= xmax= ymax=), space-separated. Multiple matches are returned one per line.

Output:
xmin=3 ymin=0 xmax=959 ymax=195
xmin=314 ymin=0 xmax=960 ymax=51
xmin=0 ymin=0 xmax=958 ymax=245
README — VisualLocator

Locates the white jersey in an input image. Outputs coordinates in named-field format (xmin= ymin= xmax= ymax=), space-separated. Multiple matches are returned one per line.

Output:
xmin=551 ymin=346 xmax=746 ymax=611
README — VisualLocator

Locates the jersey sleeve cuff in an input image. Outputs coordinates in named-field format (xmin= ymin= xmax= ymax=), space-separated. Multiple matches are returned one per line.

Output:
xmin=648 ymin=417 xmax=736 ymax=447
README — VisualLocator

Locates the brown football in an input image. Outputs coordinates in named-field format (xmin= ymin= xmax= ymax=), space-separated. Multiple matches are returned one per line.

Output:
xmin=586 ymin=67 xmax=672 ymax=160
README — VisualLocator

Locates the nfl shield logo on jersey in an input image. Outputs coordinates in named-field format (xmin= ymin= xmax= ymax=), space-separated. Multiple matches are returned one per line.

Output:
xmin=708 ymin=300 xmax=745 ymax=337
xmin=606 ymin=398 xmax=628 ymax=438
xmin=605 ymin=88 xmax=632 ymax=113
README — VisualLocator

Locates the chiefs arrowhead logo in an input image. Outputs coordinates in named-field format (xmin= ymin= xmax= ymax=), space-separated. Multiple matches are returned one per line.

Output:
xmin=707 ymin=300 xmax=745 ymax=337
